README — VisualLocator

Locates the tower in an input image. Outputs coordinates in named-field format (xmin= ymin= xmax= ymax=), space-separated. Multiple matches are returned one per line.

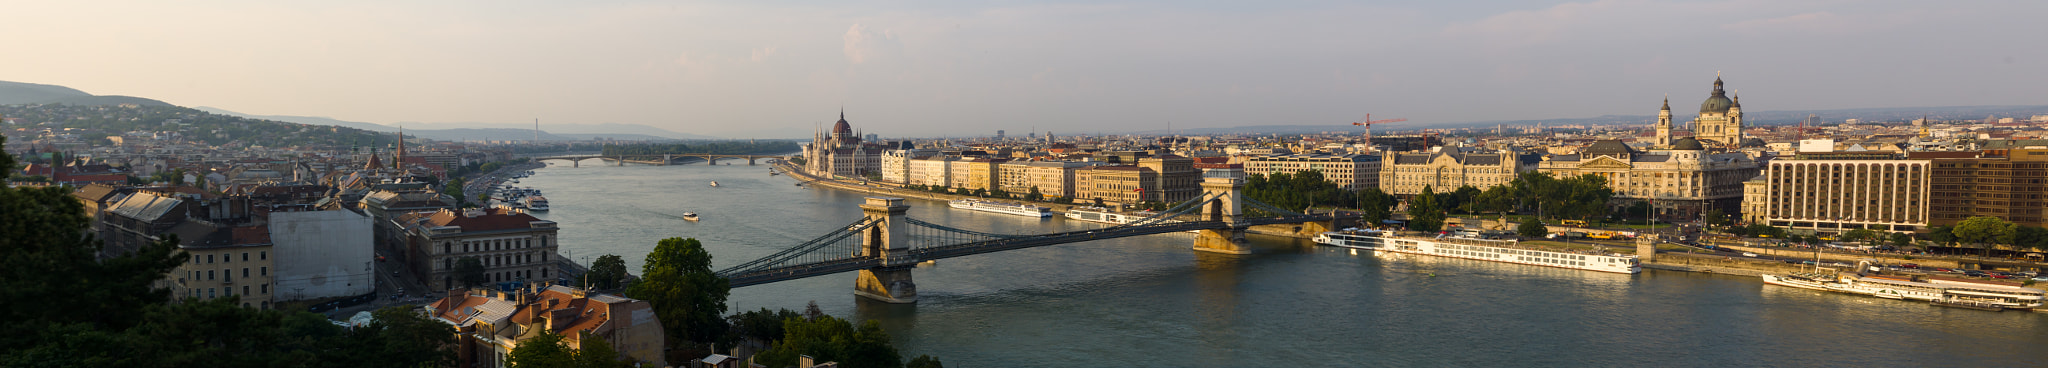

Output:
xmin=1656 ymin=96 xmax=1674 ymax=148
xmin=1694 ymin=75 xmax=1742 ymax=145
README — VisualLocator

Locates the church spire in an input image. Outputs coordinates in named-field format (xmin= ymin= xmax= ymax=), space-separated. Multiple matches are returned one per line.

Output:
xmin=1662 ymin=95 xmax=1670 ymax=111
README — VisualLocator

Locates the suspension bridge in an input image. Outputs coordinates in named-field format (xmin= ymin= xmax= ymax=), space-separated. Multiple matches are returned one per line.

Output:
xmin=712 ymin=168 xmax=1340 ymax=303
xmin=531 ymin=153 xmax=785 ymax=167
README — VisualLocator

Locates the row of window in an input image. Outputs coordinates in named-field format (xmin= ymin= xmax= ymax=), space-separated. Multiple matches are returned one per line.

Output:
xmin=191 ymin=250 xmax=267 ymax=264
xmin=190 ymin=283 xmax=267 ymax=299
xmin=188 ymin=266 xmax=267 ymax=282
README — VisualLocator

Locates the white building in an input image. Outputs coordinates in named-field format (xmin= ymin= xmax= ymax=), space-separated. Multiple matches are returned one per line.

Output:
xmin=269 ymin=208 xmax=376 ymax=301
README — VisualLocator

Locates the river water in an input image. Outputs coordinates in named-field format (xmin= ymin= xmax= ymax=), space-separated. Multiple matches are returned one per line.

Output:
xmin=521 ymin=162 xmax=2044 ymax=367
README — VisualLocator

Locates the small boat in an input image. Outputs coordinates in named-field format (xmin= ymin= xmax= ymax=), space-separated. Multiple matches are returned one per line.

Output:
xmin=709 ymin=181 xmax=720 ymax=187
xmin=682 ymin=212 xmax=700 ymax=221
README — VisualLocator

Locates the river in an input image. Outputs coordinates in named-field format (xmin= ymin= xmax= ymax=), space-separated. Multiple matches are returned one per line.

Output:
xmin=519 ymin=162 xmax=2045 ymax=367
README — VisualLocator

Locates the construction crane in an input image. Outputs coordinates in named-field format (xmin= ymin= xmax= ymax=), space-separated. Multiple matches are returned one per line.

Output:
xmin=1352 ymin=113 xmax=1407 ymax=150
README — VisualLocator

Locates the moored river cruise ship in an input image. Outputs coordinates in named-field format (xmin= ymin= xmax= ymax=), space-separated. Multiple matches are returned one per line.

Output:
xmin=1064 ymin=207 xmax=1175 ymax=225
xmin=948 ymin=199 xmax=1054 ymax=218
xmin=1313 ymin=229 xmax=1641 ymax=274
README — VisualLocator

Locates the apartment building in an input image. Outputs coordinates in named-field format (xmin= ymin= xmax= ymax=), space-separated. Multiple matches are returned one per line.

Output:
xmin=1924 ymin=148 xmax=2048 ymax=227
xmin=397 ymin=207 xmax=562 ymax=291
xmin=1538 ymin=139 xmax=1760 ymax=219
xmin=906 ymin=156 xmax=955 ymax=187
xmin=427 ymin=285 xmax=667 ymax=368
xmin=1244 ymin=153 xmax=1382 ymax=191
xmin=1754 ymin=151 xmax=1929 ymax=232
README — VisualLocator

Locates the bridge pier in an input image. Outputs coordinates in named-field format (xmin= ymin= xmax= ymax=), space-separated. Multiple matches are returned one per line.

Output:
xmin=572 ymin=159 xmax=579 ymax=168
xmin=856 ymin=197 xmax=918 ymax=303
xmin=854 ymin=266 xmax=918 ymax=304
xmin=663 ymin=154 xmax=671 ymax=166
xmin=748 ymin=157 xmax=757 ymax=165
xmin=1193 ymin=167 xmax=1252 ymax=254
xmin=1193 ymin=229 xmax=1252 ymax=254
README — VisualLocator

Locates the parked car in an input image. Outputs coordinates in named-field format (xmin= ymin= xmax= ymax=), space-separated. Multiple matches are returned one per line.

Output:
xmin=1989 ymin=274 xmax=2012 ymax=279
xmin=2032 ymin=276 xmax=2048 ymax=282
xmin=1742 ymin=252 xmax=1759 ymax=257
xmin=1899 ymin=263 xmax=1919 ymax=269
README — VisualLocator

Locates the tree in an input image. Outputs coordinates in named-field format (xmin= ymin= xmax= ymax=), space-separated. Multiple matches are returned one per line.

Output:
xmin=1888 ymin=232 xmax=1916 ymax=250
xmin=625 ymin=237 xmax=731 ymax=346
xmin=1445 ymin=185 xmax=1482 ymax=214
xmin=1952 ymin=216 xmax=2016 ymax=257
xmin=581 ymin=254 xmax=629 ymax=290
xmin=1703 ymin=209 xmax=1730 ymax=227
xmin=728 ymin=308 xmax=803 ymax=345
xmin=443 ymin=177 xmax=468 ymax=206
xmin=1407 ymin=186 xmax=1445 ymax=233
xmin=1472 ymin=185 xmax=1515 ymax=227
xmin=907 ymin=354 xmax=945 ymax=368
xmin=455 ymin=257 xmax=488 ymax=288
xmin=508 ymin=330 xmax=577 ymax=367
xmin=1842 ymin=229 xmax=1882 ymax=245
xmin=1357 ymin=187 xmax=1395 ymax=228
xmin=1024 ymin=186 xmax=1044 ymax=202
xmin=1518 ymin=219 xmax=1549 ymax=238
xmin=1929 ymin=225 xmax=1957 ymax=246
xmin=753 ymin=315 xmax=903 ymax=368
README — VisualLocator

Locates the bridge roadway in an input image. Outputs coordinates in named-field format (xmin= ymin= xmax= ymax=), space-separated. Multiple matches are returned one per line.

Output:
xmin=529 ymin=153 xmax=787 ymax=166
xmin=725 ymin=215 xmax=1332 ymax=288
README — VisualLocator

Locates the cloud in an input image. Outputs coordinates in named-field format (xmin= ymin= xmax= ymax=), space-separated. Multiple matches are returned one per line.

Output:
xmin=842 ymin=23 xmax=900 ymax=64
xmin=1720 ymin=11 xmax=1911 ymax=36
xmin=750 ymin=46 xmax=778 ymax=62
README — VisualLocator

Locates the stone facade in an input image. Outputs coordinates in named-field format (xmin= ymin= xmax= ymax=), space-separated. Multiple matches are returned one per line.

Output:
xmin=1538 ymin=139 xmax=1760 ymax=220
xmin=1380 ymin=149 xmax=1537 ymax=196
xmin=802 ymin=112 xmax=884 ymax=178
xmin=397 ymin=208 xmax=562 ymax=291
xmin=1245 ymin=153 xmax=1382 ymax=191
xmin=1758 ymin=153 xmax=1930 ymax=232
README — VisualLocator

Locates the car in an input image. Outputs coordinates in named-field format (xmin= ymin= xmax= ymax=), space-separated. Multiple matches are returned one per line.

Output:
xmin=2033 ymin=276 xmax=2048 ymax=282
xmin=1932 ymin=268 xmax=1954 ymax=273
xmin=1899 ymin=263 xmax=1919 ymax=269
xmin=1989 ymin=274 xmax=2012 ymax=279
xmin=1741 ymin=252 xmax=1759 ymax=257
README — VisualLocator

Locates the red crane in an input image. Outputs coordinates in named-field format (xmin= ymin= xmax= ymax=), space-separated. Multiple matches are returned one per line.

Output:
xmin=1352 ymin=113 xmax=1407 ymax=150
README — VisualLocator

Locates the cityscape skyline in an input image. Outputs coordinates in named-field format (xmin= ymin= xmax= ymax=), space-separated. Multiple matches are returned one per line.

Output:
xmin=4 ymin=0 xmax=2044 ymax=138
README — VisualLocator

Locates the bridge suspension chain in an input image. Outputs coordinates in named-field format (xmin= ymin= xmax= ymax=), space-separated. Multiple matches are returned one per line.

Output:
xmin=716 ymin=217 xmax=880 ymax=277
xmin=1115 ymin=194 xmax=1217 ymax=228
xmin=1240 ymin=196 xmax=1309 ymax=218
xmin=902 ymin=217 xmax=1032 ymax=240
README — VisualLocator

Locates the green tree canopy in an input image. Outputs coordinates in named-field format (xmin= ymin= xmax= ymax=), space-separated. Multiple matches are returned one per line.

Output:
xmin=456 ymin=257 xmax=488 ymax=288
xmin=1952 ymin=216 xmax=2016 ymax=256
xmin=581 ymin=254 xmax=629 ymax=291
xmin=625 ymin=237 xmax=731 ymax=346
xmin=1357 ymin=187 xmax=1396 ymax=227
xmin=1407 ymin=186 xmax=1445 ymax=233
xmin=1518 ymin=219 xmax=1549 ymax=238
xmin=753 ymin=315 xmax=903 ymax=368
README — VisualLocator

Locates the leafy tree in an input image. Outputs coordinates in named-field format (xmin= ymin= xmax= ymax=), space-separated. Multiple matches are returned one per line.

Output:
xmin=1929 ymin=225 xmax=1957 ymax=246
xmin=508 ymin=330 xmax=577 ymax=367
xmin=1407 ymin=185 xmax=1445 ymax=233
xmin=753 ymin=315 xmax=903 ymax=368
xmin=907 ymin=354 xmax=945 ymax=368
xmin=1888 ymin=232 xmax=1916 ymax=250
xmin=481 ymin=162 xmax=505 ymax=173
xmin=2013 ymin=225 xmax=2048 ymax=251
xmin=1841 ymin=229 xmax=1882 ymax=245
xmin=1518 ymin=219 xmax=1549 ymax=238
xmin=1952 ymin=216 xmax=2016 ymax=256
xmin=728 ymin=308 xmax=804 ymax=344
xmin=1703 ymin=209 xmax=1730 ymax=227
xmin=581 ymin=254 xmax=629 ymax=290
xmin=1444 ymin=185 xmax=1482 ymax=214
xmin=571 ymin=331 xmax=637 ymax=368
xmin=1472 ymin=185 xmax=1515 ymax=227
xmin=456 ymin=257 xmax=488 ymax=288
xmin=988 ymin=188 xmax=1010 ymax=199
xmin=1025 ymin=186 xmax=1044 ymax=202
xmin=625 ymin=238 xmax=731 ymax=346
xmin=443 ymin=177 xmax=468 ymax=206
xmin=1356 ymin=187 xmax=1396 ymax=228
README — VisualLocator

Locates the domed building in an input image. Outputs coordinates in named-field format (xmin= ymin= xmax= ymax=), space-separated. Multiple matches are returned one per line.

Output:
xmin=802 ymin=110 xmax=885 ymax=177
xmin=1676 ymin=76 xmax=1745 ymax=147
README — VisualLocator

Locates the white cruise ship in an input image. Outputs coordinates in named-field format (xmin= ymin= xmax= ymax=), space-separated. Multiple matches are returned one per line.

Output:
xmin=1313 ymin=230 xmax=1641 ymax=274
xmin=948 ymin=199 xmax=1053 ymax=218
xmin=1064 ymin=207 xmax=1174 ymax=225
xmin=1761 ymin=272 xmax=2045 ymax=310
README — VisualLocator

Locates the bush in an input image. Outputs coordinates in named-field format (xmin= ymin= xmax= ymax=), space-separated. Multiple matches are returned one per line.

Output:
xmin=1517 ymin=220 xmax=1549 ymax=238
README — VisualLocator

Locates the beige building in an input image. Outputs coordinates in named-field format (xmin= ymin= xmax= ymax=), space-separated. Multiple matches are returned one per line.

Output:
xmin=427 ymin=285 xmax=667 ymax=368
xmin=1011 ymin=161 xmax=1098 ymax=199
xmin=1136 ymin=156 xmax=1202 ymax=203
xmin=907 ymin=156 xmax=956 ymax=187
xmin=1741 ymin=175 xmax=1769 ymax=224
xmin=1537 ymin=139 xmax=1760 ymax=220
xmin=1689 ymin=76 xmax=1746 ymax=146
xmin=167 ymin=224 xmax=277 ymax=309
xmin=1755 ymin=152 xmax=1930 ymax=232
xmin=944 ymin=158 xmax=1005 ymax=191
xmin=397 ymin=207 xmax=562 ymax=291
xmin=1380 ymin=149 xmax=1538 ymax=196
xmin=1245 ymin=153 xmax=1382 ymax=191
xmin=1074 ymin=166 xmax=1153 ymax=206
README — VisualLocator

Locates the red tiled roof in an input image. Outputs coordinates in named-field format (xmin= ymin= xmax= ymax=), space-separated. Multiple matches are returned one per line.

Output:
xmin=232 ymin=225 xmax=271 ymax=245
xmin=426 ymin=208 xmax=544 ymax=232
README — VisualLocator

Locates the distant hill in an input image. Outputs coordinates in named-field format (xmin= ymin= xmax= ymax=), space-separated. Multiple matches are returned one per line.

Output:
xmin=0 ymin=80 xmax=172 ymax=106
xmin=198 ymin=107 xmax=723 ymax=141
xmin=193 ymin=106 xmax=399 ymax=132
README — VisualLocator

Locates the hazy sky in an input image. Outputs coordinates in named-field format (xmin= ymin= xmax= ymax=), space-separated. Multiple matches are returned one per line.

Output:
xmin=6 ymin=0 xmax=2044 ymax=138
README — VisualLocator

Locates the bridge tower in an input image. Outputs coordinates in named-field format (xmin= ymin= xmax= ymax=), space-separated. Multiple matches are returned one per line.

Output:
xmin=663 ymin=154 xmax=671 ymax=166
xmin=854 ymin=197 xmax=918 ymax=303
xmin=1193 ymin=167 xmax=1251 ymax=254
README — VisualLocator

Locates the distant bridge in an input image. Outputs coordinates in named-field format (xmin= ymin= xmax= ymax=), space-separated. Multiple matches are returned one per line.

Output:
xmin=706 ymin=169 xmax=1337 ymax=303
xmin=529 ymin=153 xmax=788 ymax=167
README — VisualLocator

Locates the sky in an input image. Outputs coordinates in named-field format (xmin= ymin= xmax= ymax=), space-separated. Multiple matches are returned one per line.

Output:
xmin=4 ymin=0 xmax=2045 ymax=139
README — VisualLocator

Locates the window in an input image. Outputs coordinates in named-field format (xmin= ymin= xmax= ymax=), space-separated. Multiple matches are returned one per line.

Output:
xmin=243 ymin=268 xmax=249 ymax=278
xmin=260 ymin=251 xmax=265 ymax=260
xmin=208 ymin=288 xmax=215 ymax=298
xmin=242 ymin=286 xmax=250 ymax=295
xmin=242 ymin=252 xmax=248 ymax=262
xmin=208 ymin=254 xmax=214 ymax=263
xmin=208 ymin=270 xmax=215 ymax=280
xmin=261 ymin=284 xmax=267 ymax=294
xmin=261 ymin=267 xmax=267 ymax=276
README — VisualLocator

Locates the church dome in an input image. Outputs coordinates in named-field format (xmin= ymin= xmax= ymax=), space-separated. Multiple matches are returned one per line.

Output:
xmin=1671 ymin=137 xmax=1706 ymax=150
xmin=1699 ymin=77 xmax=1732 ymax=113
xmin=831 ymin=112 xmax=852 ymax=135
